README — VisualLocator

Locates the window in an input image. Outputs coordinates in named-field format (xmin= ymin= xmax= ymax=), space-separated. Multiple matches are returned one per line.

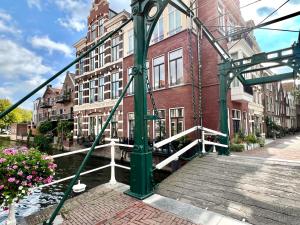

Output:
xmin=153 ymin=56 xmax=165 ymax=89
xmin=79 ymin=58 xmax=84 ymax=75
xmin=232 ymin=109 xmax=241 ymax=134
xmin=111 ymin=73 xmax=119 ymax=99
xmin=128 ymin=29 xmax=134 ymax=53
xmin=169 ymin=49 xmax=183 ymax=86
xmin=91 ymin=22 xmax=97 ymax=41
xmin=89 ymin=80 xmax=96 ymax=103
xmin=98 ymin=77 xmax=104 ymax=102
xmin=152 ymin=16 xmax=164 ymax=43
xmin=79 ymin=84 xmax=83 ymax=105
xmin=99 ymin=45 xmax=105 ymax=68
xmin=97 ymin=116 xmax=103 ymax=134
xmin=99 ymin=18 xmax=104 ymax=37
xmin=77 ymin=117 xmax=83 ymax=136
xmin=128 ymin=113 xmax=134 ymax=140
xmin=218 ymin=2 xmax=225 ymax=34
xmin=170 ymin=108 xmax=184 ymax=136
xmin=111 ymin=115 xmax=118 ymax=138
xmin=111 ymin=37 xmax=120 ymax=61
xmin=168 ymin=5 xmax=181 ymax=36
xmin=128 ymin=67 xmax=134 ymax=95
xmin=154 ymin=110 xmax=166 ymax=140
xmin=89 ymin=117 xmax=96 ymax=136
xmin=231 ymin=77 xmax=240 ymax=88
xmin=90 ymin=50 xmax=96 ymax=71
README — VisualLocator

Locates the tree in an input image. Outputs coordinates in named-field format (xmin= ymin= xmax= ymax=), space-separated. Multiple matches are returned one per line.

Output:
xmin=14 ymin=108 xmax=32 ymax=123
xmin=0 ymin=99 xmax=16 ymax=129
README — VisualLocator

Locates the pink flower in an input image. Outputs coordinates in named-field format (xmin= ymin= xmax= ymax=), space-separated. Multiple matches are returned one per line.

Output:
xmin=42 ymin=155 xmax=50 ymax=160
xmin=3 ymin=148 xmax=17 ymax=155
xmin=48 ymin=163 xmax=57 ymax=170
xmin=19 ymin=146 xmax=28 ymax=153
xmin=26 ymin=175 xmax=33 ymax=180
xmin=0 ymin=158 xmax=6 ymax=163
xmin=21 ymin=181 xmax=27 ymax=186
xmin=32 ymin=171 xmax=37 ymax=175
xmin=8 ymin=177 xmax=15 ymax=183
xmin=0 ymin=185 xmax=4 ymax=190
xmin=17 ymin=171 xmax=23 ymax=176
xmin=12 ymin=165 xmax=18 ymax=169
xmin=27 ymin=183 xmax=32 ymax=187
xmin=15 ymin=180 xmax=20 ymax=184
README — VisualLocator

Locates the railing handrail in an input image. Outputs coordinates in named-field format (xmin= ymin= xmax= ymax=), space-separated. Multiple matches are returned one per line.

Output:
xmin=154 ymin=126 xmax=227 ymax=148
xmin=32 ymin=140 xmax=131 ymax=191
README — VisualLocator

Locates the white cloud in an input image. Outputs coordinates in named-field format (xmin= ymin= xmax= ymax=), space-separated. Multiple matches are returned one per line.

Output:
xmin=0 ymin=11 xmax=21 ymax=35
xmin=0 ymin=39 xmax=53 ymax=108
xmin=27 ymin=0 xmax=42 ymax=10
xmin=240 ymin=0 xmax=300 ymax=27
xmin=0 ymin=12 xmax=12 ymax=21
xmin=30 ymin=35 xmax=73 ymax=57
xmin=0 ymin=38 xmax=52 ymax=78
xmin=53 ymin=0 xmax=93 ymax=32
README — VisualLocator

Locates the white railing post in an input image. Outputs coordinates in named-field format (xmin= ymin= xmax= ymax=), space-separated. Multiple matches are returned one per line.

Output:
xmin=202 ymin=131 xmax=206 ymax=154
xmin=109 ymin=141 xmax=117 ymax=185
xmin=213 ymin=145 xmax=217 ymax=153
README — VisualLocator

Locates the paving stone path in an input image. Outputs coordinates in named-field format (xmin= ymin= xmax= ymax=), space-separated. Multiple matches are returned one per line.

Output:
xmin=235 ymin=134 xmax=300 ymax=161
xmin=156 ymin=154 xmax=300 ymax=225
xmin=23 ymin=183 xmax=197 ymax=225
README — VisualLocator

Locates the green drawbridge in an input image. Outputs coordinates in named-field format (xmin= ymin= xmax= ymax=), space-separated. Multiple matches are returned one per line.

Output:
xmin=0 ymin=1 xmax=299 ymax=224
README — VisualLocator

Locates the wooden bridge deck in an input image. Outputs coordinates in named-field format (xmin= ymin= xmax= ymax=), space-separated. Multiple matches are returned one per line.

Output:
xmin=155 ymin=154 xmax=300 ymax=225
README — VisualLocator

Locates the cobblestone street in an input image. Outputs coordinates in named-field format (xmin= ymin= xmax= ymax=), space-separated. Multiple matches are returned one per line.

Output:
xmin=234 ymin=134 xmax=300 ymax=161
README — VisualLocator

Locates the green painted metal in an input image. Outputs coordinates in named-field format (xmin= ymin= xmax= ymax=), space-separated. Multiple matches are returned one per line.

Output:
xmin=125 ymin=0 xmax=171 ymax=200
xmin=44 ymin=75 xmax=134 ymax=225
xmin=0 ymin=18 xmax=132 ymax=120
xmin=218 ymin=34 xmax=300 ymax=153
xmin=244 ymin=72 xmax=295 ymax=86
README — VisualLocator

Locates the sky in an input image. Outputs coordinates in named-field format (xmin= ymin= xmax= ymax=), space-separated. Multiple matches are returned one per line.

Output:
xmin=0 ymin=0 xmax=299 ymax=110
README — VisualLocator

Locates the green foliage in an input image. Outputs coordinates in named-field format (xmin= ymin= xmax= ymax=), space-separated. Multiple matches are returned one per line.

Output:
xmin=258 ymin=137 xmax=265 ymax=147
xmin=233 ymin=133 xmax=244 ymax=144
xmin=245 ymin=134 xmax=257 ymax=144
xmin=0 ymin=99 xmax=16 ymax=129
xmin=0 ymin=147 xmax=56 ymax=207
xmin=33 ymin=135 xmax=52 ymax=151
xmin=38 ymin=121 xmax=53 ymax=134
xmin=57 ymin=120 xmax=73 ymax=134
xmin=0 ymin=99 xmax=33 ymax=129
xmin=229 ymin=143 xmax=245 ymax=152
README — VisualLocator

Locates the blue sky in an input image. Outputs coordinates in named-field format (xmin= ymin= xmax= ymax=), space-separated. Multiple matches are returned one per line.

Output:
xmin=0 ymin=0 xmax=299 ymax=110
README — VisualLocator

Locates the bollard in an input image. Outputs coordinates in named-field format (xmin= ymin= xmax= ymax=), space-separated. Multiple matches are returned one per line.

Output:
xmin=109 ymin=141 xmax=117 ymax=185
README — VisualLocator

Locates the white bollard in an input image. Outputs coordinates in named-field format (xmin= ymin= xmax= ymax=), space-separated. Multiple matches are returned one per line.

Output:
xmin=213 ymin=145 xmax=217 ymax=153
xmin=109 ymin=141 xmax=117 ymax=185
xmin=202 ymin=131 xmax=206 ymax=154
xmin=6 ymin=202 xmax=16 ymax=225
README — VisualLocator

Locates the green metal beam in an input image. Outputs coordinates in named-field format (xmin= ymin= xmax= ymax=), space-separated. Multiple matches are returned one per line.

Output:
xmin=244 ymin=72 xmax=295 ymax=86
xmin=169 ymin=0 xmax=194 ymax=17
xmin=240 ymin=63 xmax=286 ymax=74
xmin=44 ymin=75 xmax=134 ymax=225
xmin=0 ymin=17 xmax=133 ymax=120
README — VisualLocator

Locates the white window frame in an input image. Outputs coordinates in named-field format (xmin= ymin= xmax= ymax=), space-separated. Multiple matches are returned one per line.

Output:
xmin=153 ymin=109 xmax=167 ymax=140
xmin=168 ymin=48 xmax=183 ymax=87
xmin=152 ymin=55 xmax=165 ymax=90
xmin=169 ymin=107 xmax=185 ymax=137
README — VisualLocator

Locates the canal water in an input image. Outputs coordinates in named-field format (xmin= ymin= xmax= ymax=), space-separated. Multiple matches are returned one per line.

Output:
xmin=0 ymin=138 xmax=170 ymax=224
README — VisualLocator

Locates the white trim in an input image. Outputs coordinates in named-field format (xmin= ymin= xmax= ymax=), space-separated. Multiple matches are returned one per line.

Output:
xmin=168 ymin=107 xmax=185 ymax=137
xmin=168 ymin=47 xmax=184 ymax=88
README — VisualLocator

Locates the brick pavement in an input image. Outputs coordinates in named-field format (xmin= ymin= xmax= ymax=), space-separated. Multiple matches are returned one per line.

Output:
xmin=234 ymin=134 xmax=300 ymax=161
xmin=23 ymin=183 xmax=197 ymax=225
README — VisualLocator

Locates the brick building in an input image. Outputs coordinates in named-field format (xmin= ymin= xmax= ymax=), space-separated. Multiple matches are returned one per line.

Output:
xmin=73 ymin=0 xmax=130 ymax=141
xmin=35 ymin=72 xmax=75 ymax=126
xmin=72 ymin=0 xmax=296 ymax=143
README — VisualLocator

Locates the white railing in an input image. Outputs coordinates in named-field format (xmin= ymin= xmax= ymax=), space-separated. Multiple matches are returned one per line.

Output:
xmin=32 ymin=141 xmax=133 ymax=190
xmin=154 ymin=126 xmax=228 ymax=170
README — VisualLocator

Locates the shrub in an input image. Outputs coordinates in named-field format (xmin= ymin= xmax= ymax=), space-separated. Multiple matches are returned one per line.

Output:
xmin=38 ymin=121 xmax=53 ymax=134
xmin=0 ymin=147 xmax=56 ymax=208
xmin=258 ymin=137 xmax=265 ymax=147
xmin=230 ymin=143 xmax=245 ymax=152
xmin=33 ymin=135 xmax=52 ymax=151
xmin=245 ymin=134 xmax=257 ymax=144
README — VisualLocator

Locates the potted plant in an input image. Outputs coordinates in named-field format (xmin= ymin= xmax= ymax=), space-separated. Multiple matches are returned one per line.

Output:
xmin=0 ymin=147 xmax=56 ymax=225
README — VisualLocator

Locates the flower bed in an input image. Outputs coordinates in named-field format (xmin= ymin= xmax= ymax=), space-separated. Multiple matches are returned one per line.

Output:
xmin=0 ymin=147 xmax=56 ymax=209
